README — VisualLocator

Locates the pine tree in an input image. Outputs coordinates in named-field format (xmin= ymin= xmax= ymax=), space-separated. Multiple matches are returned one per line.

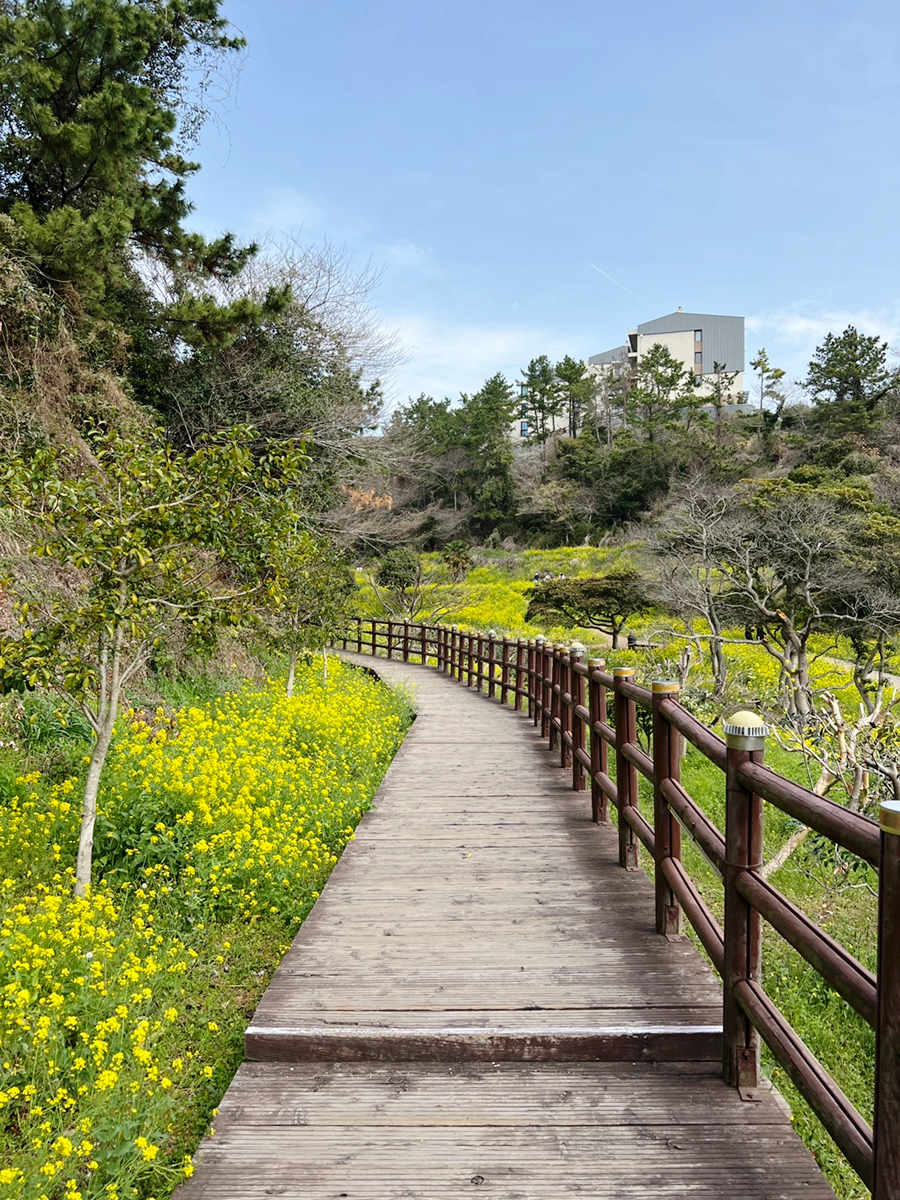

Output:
xmin=801 ymin=325 xmax=894 ymax=436
xmin=0 ymin=0 xmax=281 ymax=341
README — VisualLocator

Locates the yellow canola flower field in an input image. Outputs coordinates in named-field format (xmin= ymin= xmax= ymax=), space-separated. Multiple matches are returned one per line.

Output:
xmin=0 ymin=657 xmax=410 ymax=1200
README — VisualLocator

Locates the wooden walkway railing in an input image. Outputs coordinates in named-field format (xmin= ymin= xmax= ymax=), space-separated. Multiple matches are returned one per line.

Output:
xmin=338 ymin=616 xmax=900 ymax=1199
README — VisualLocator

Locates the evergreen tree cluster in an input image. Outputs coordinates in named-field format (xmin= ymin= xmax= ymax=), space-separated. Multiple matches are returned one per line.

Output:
xmin=385 ymin=327 xmax=900 ymax=548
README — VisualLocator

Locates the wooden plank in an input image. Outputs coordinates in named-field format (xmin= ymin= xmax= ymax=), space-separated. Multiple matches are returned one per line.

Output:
xmin=178 ymin=1121 xmax=836 ymax=1199
xmin=245 ymin=1025 xmax=723 ymax=1063
xmin=213 ymin=1060 xmax=788 ymax=1127
xmin=245 ymin=1007 xmax=722 ymax=1032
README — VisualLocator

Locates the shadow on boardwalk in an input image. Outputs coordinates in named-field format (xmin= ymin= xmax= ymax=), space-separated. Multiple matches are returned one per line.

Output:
xmin=177 ymin=654 xmax=836 ymax=1199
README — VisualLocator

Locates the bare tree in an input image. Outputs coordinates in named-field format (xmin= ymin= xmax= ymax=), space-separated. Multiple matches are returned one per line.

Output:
xmin=650 ymin=478 xmax=734 ymax=696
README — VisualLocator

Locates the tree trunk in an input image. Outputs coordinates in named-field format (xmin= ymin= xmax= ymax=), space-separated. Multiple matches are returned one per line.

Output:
xmin=711 ymin=637 xmax=728 ymax=696
xmin=761 ymin=825 xmax=812 ymax=880
xmin=793 ymin=642 xmax=812 ymax=719
xmin=286 ymin=646 xmax=297 ymax=697
xmin=75 ymin=720 xmax=115 ymax=898
xmin=706 ymin=603 xmax=727 ymax=696
xmin=761 ymin=761 xmax=838 ymax=879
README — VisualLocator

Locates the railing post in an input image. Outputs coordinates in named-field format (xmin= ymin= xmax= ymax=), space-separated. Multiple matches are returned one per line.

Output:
xmin=487 ymin=632 xmax=497 ymax=699
xmin=403 ymin=621 xmax=410 ymax=662
xmin=370 ymin=618 xmax=376 ymax=655
xmin=722 ymin=710 xmax=768 ymax=1091
xmin=613 ymin=667 xmax=639 ymax=870
xmin=500 ymin=638 xmax=510 ymax=706
xmin=450 ymin=626 xmax=459 ymax=679
xmin=386 ymin=620 xmax=394 ymax=660
xmin=588 ymin=659 xmax=608 ymax=823
xmin=420 ymin=622 xmax=427 ymax=666
xmin=556 ymin=648 xmax=571 ymax=768
xmin=559 ymin=647 xmax=573 ymax=769
xmin=652 ymin=680 xmax=683 ymax=938
xmin=357 ymin=616 xmax=363 ymax=653
xmin=541 ymin=641 xmax=553 ymax=739
xmin=532 ymin=637 xmax=544 ymax=727
xmin=515 ymin=640 xmax=526 ymax=712
xmin=549 ymin=646 xmax=562 ymax=751
xmin=875 ymin=800 xmax=900 ymax=1199
xmin=571 ymin=643 xmax=586 ymax=791
xmin=467 ymin=632 xmax=476 ymax=688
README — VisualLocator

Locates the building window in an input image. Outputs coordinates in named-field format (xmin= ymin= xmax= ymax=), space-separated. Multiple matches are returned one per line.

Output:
xmin=519 ymin=402 xmax=528 ymax=419
xmin=520 ymin=421 xmax=529 ymax=437
xmin=694 ymin=352 xmax=702 ymax=365
xmin=694 ymin=329 xmax=702 ymax=342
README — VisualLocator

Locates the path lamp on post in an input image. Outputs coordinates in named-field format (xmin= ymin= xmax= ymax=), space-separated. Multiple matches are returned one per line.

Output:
xmin=558 ymin=642 xmax=579 ymax=769
xmin=549 ymin=644 xmax=563 ymax=751
xmin=543 ymin=640 xmax=555 ymax=740
xmin=722 ymin=709 xmax=769 ymax=1092
xmin=569 ymin=642 xmax=586 ymax=789
xmin=875 ymin=799 xmax=900 ymax=1199
xmin=488 ymin=631 xmax=498 ymax=700
xmin=533 ymin=636 xmax=546 ymax=729
xmin=652 ymin=680 xmax=682 ymax=938
xmin=587 ymin=658 xmax=608 ymax=823
xmin=613 ymin=666 xmax=639 ymax=869
xmin=514 ymin=638 xmax=527 ymax=712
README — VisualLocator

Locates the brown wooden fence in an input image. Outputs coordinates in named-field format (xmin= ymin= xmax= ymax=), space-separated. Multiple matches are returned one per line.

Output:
xmin=336 ymin=617 xmax=900 ymax=1196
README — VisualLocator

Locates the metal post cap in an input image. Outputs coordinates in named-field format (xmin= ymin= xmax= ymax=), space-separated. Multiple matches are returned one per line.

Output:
xmin=612 ymin=666 xmax=634 ymax=677
xmin=881 ymin=800 xmax=900 ymax=835
xmin=652 ymin=680 xmax=680 ymax=693
xmin=570 ymin=640 xmax=586 ymax=658
xmin=723 ymin=710 xmax=770 ymax=750
xmin=535 ymin=635 xmax=546 ymax=643
xmin=587 ymin=657 xmax=604 ymax=667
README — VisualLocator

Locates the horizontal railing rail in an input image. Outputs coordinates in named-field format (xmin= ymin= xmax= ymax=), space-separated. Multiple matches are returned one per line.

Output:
xmin=336 ymin=617 xmax=897 ymax=1198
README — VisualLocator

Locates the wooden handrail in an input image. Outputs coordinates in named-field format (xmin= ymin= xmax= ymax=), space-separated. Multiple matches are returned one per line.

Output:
xmin=737 ymin=758 xmax=880 ymax=867
xmin=339 ymin=618 xmax=893 ymax=1195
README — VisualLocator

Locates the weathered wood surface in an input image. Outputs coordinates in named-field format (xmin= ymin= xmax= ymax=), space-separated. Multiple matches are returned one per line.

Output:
xmin=177 ymin=654 xmax=836 ymax=1199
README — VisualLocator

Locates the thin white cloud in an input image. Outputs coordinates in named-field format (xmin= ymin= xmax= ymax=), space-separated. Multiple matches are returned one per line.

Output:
xmin=746 ymin=302 xmax=900 ymax=383
xmin=252 ymin=186 xmax=328 ymax=235
xmin=382 ymin=313 xmax=583 ymax=407
xmin=250 ymin=186 xmax=371 ymax=246
xmin=376 ymin=239 xmax=435 ymax=272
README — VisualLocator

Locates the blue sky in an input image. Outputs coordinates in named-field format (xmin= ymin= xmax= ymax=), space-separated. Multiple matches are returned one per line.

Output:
xmin=189 ymin=0 xmax=900 ymax=407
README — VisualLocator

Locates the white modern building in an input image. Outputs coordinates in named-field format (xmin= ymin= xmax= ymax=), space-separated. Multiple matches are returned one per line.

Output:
xmin=511 ymin=309 xmax=746 ymax=443
xmin=588 ymin=308 xmax=745 ymax=397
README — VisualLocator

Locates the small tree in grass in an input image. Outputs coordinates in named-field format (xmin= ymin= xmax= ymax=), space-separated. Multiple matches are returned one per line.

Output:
xmin=0 ymin=426 xmax=308 ymax=896
xmin=525 ymin=571 xmax=655 ymax=647
xmin=267 ymin=528 xmax=357 ymax=695
xmin=365 ymin=547 xmax=463 ymax=622
xmin=440 ymin=540 xmax=473 ymax=582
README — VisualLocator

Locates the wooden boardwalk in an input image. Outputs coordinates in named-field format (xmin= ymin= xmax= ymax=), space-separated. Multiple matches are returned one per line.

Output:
xmin=178 ymin=654 xmax=837 ymax=1199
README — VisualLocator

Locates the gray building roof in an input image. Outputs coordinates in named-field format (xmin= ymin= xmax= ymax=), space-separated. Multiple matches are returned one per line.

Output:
xmin=637 ymin=311 xmax=744 ymax=374
xmin=589 ymin=311 xmax=745 ymax=375
xmin=587 ymin=344 xmax=629 ymax=367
